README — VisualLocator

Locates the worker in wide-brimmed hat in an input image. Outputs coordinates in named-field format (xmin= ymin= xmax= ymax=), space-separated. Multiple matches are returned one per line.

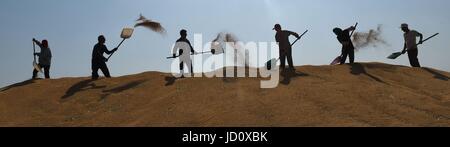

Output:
xmin=400 ymin=23 xmax=423 ymax=67
xmin=273 ymin=24 xmax=301 ymax=72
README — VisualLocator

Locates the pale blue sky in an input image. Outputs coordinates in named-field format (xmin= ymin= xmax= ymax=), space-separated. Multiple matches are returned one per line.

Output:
xmin=1 ymin=0 xmax=449 ymax=87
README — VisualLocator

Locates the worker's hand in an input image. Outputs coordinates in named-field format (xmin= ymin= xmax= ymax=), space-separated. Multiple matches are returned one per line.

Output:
xmin=173 ymin=54 xmax=176 ymax=58
xmin=418 ymin=40 xmax=423 ymax=45
xmin=350 ymin=26 xmax=356 ymax=30
xmin=112 ymin=48 xmax=118 ymax=52
xmin=32 ymin=38 xmax=37 ymax=42
xmin=401 ymin=50 xmax=407 ymax=54
xmin=34 ymin=53 xmax=38 ymax=56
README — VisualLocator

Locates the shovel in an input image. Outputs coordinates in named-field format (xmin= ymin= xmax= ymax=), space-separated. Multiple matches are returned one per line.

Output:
xmin=387 ymin=33 xmax=439 ymax=59
xmin=166 ymin=51 xmax=211 ymax=59
xmin=266 ymin=30 xmax=308 ymax=70
xmin=330 ymin=22 xmax=358 ymax=65
xmin=32 ymin=41 xmax=42 ymax=73
xmin=106 ymin=28 xmax=134 ymax=61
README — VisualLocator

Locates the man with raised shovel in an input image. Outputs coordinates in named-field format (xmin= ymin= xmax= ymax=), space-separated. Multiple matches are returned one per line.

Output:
xmin=387 ymin=23 xmax=439 ymax=68
xmin=91 ymin=28 xmax=134 ymax=80
xmin=331 ymin=23 xmax=357 ymax=65
xmin=32 ymin=38 xmax=52 ymax=79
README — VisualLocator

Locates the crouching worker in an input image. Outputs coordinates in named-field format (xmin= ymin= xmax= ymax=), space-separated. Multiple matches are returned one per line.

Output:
xmin=91 ymin=35 xmax=117 ymax=80
xmin=32 ymin=38 xmax=52 ymax=79
xmin=172 ymin=29 xmax=197 ymax=78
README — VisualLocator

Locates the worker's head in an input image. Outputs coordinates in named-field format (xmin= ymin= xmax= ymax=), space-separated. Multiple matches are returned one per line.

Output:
xmin=333 ymin=27 xmax=343 ymax=35
xmin=400 ymin=23 xmax=409 ymax=33
xmin=41 ymin=40 xmax=49 ymax=48
xmin=273 ymin=24 xmax=282 ymax=32
xmin=180 ymin=29 xmax=187 ymax=37
xmin=98 ymin=35 xmax=106 ymax=44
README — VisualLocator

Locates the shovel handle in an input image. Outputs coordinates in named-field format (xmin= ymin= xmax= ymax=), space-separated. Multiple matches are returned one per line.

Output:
xmin=350 ymin=22 xmax=358 ymax=36
xmin=291 ymin=30 xmax=308 ymax=46
xmin=33 ymin=40 xmax=36 ymax=62
xmin=421 ymin=33 xmax=439 ymax=43
xmin=106 ymin=38 xmax=126 ymax=61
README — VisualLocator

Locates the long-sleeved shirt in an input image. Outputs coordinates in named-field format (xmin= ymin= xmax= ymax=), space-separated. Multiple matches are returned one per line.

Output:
xmin=275 ymin=30 xmax=299 ymax=49
xmin=34 ymin=42 xmax=52 ymax=66
xmin=92 ymin=43 xmax=114 ymax=62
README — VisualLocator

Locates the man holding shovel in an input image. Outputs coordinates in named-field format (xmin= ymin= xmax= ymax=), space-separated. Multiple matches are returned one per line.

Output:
xmin=273 ymin=24 xmax=301 ymax=72
xmin=91 ymin=35 xmax=118 ymax=80
xmin=333 ymin=25 xmax=356 ymax=65
xmin=400 ymin=23 xmax=423 ymax=67
xmin=32 ymin=38 xmax=52 ymax=79
xmin=171 ymin=29 xmax=198 ymax=77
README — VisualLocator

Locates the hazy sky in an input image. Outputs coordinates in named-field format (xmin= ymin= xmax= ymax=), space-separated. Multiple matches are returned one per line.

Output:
xmin=1 ymin=0 xmax=449 ymax=87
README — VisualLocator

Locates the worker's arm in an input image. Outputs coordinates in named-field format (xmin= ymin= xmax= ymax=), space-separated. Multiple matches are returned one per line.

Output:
xmin=344 ymin=26 xmax=356 ymax=32
xmin=32 ymin=38 xmax=43 ymax=47
xmin=288 ymin=31 xmax=300 ymax=39
xmin=104 ymin=46 xmax=117 ymax=55
xmin=187 ymin=40 xmax=197 ymax=54
xmin=417 ymin=32 xmax=424 ymax=44
xmin=172 ymin=42 xmax=179 ymax=57
xmin=401 ymin=43 xmax=407 ymax=54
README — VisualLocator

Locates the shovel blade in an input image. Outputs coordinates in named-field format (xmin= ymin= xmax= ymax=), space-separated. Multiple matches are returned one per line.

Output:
xmin=33 ymin=61 xmax=42 ymax=73
xmin=266 ymin=58 xmax=278 ymax=70
xmin=330 ymin=56 xmax=342 ymax=65
xmin=121 ymin=28 xmax=134 ymax=39
xmin=387 ymin=52 xmax=403 ymax=59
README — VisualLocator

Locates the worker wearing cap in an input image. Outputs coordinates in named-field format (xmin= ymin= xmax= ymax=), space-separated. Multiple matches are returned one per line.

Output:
xmin=273 ymin=24 xmax=301 ymax=72
xmin=401 ymin=23 xmax=423 ymax=67
xmin=172 ymin=29 xmax=197 ymax=77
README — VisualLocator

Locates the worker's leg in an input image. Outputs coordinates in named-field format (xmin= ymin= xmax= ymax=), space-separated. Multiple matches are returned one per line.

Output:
xmin=91 ymin=61 xmax=100 ymax=80
xmin=185 ymin=59 xmax=193 ymax=76
xmin=408 ymin=49 xmax=421 ymax=67
xmin=279 ymin=49 xmax=286 ymax=70
xmin=43 ymin=65 xmax=50 ymax=79
xmin=179 ymin=61 xmax=184 ymax=75
xmin=340 ymin=49 xmax=348 ymax=65
xmin=349 ymin=49 xmax=355 ymax=64
xmin=286 ymin=48 xmax=295 ymax=70
xmin=99 ymin=62 xmax=111 ymax=78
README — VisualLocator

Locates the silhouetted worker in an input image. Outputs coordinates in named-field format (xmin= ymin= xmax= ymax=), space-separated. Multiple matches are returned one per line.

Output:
xmin=400 ymin=23 xmax=423 ymax=67
xmin=32 ymin=38 xmax=52 ymax=79
xmin=172 ymin=29 xmax=197 ymax=77
xmin=273 ymin=24 xmax=300 ymax=71
xmin=333 ymin=26 xmax=356 ymax=64
xmin=91 ymin=35 xmax=118 ymax=80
